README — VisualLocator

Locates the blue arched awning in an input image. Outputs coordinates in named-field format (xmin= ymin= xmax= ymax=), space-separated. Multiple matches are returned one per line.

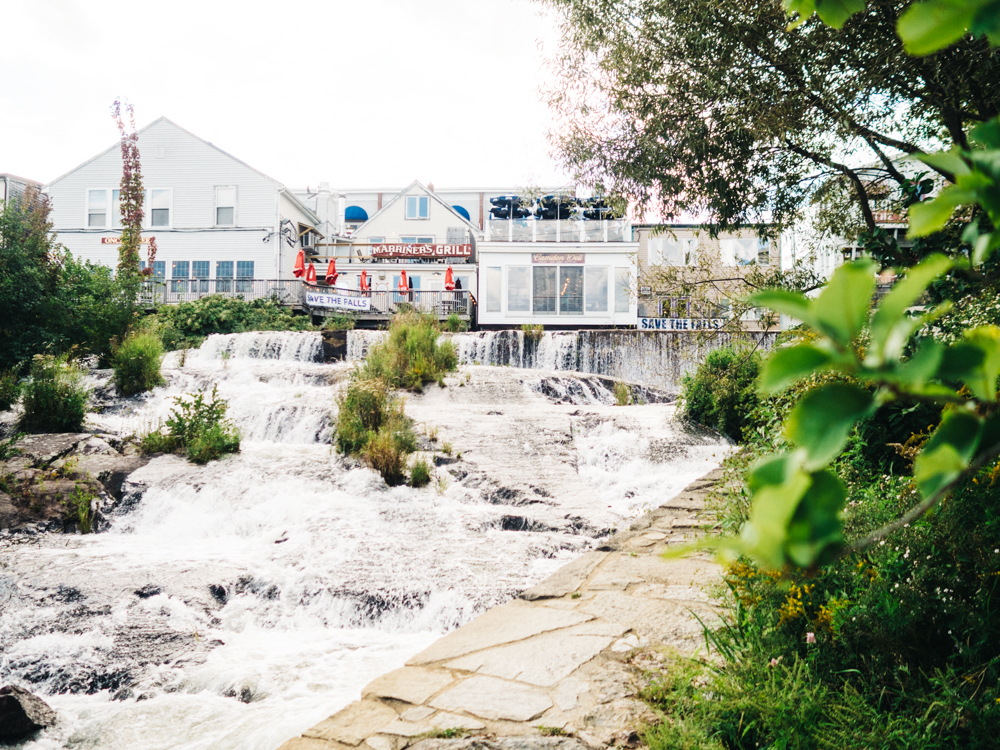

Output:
xmin=345 ymin=205 xmax=368 ymax=222
xmin=451 ymin=205 xmax=471 ymax=221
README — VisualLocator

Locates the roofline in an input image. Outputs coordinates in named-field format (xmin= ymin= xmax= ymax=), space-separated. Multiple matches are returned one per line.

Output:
xmin=1 ymin=173 xmax=43 ymax=186
xmin=350 ymin=179 xmax=482 ymax=236
xmin=296 ymin=185 xmax=568 ymax=195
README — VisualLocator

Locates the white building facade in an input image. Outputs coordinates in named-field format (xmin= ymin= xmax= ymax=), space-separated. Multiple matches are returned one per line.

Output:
xmin=44 ymin=118 xmax=321 ymax=293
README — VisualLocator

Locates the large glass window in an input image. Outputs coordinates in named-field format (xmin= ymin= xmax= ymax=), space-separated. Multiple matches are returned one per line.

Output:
xmin=112 ymin=189 xmax=122 ymax=229
xmin=585 ymin=267 xmax=608 ymax=312
xmin=216 ymin=186 xmax=236 ymax=226
xmin=171 ymin=261 xmax=189 ymax=293
xmin=192 ymin=261 xmax=209 ymax=293
xmin=649 ymin=237 xmax=696 ymax=266
xmin=614 ymin=268 xmax=630 ymax=313
xmin=507 ymin=266 xmax=530 ymax=312
xmin=236 ymin=261 xmax=254 ymax=293
xmin=150 ymin=189 xmax=171 ymax=227
xmin=559 ymin=266 xmax=583 ymax=315
xmin=533 ymin=266 xmax=557 ymax=314
xmin=87 ymin=189 xmax=106 ymax=227
xmin=486 ymin=267 xmax=502 ymax=312
xmin=405 ymin=195 xmax=430 ymax=219
xmin=216 ymin=261 xmax=233 ymax=293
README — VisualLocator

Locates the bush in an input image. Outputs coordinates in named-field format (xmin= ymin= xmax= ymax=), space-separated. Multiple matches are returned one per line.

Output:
xmin=521 ymin=323 xmax=544 ymax=340
xmin=680 ymin=344 xmax=761 ymax=442
xmin=613 ymin=380 xmax=631 ymax=406
xmin=358 ymin=311 xmax=458 ymax=392
xmin=0 ymin=369 xmax=21 ymax=411
xmin=18 ymin=354 xmax=89 ymax=433
xmin=323 ymin=314 xmax=356 ymax=331
xmin=112 ymin=330 xmax=165 ymax=397
xmin=150 ymin=295 xmax=315 ymax=351
xmin=141 ymin=385 xmax=240 ymax=463
xmin=409 ymin=458 xmax=431 ymax=487
xmin=443 ymin=313 xmax=467 ymax=332
xmin=362 ymin=429 xmax=408 ymax=486
xmin=335 ymin=378 xmax=391 ymax=455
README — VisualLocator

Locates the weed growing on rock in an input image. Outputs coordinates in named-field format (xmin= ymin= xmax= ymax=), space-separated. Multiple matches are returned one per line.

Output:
xmin=409 ymin=458 xmax=431 ymax=488
xmin=521 ymin=323 xmax=544 ymax=340
xmin=111 ymin=330 xmax=165 ymax=397
xmin=441 ymin=441 xmax=453 ymax=456
xmin=67 ymin=484 xmax=94 ymax=533
xmin=537 ymin=726 xmax=568 ymax=737
xmin=140 ymin=385 xmax=240 ymax=464
xmin=358 ymin=311 xmax=457 ymax=392
xmin=0 ymin=368 xmax=22 ymax=411
xmin=614 ymin=380 xmax=631 ymax=406
xmin=18 ymin=353 xmax=89 ymax=433
xmin=0 ymin=434 xmax=22 ymax=461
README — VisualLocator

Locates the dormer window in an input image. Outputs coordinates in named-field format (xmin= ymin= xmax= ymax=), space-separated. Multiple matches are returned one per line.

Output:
xmin=405 ymin=195 xmax=429 ymax=220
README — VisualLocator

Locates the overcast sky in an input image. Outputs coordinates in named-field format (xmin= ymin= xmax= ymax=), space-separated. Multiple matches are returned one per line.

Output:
xmin=1 ymin=0 xmax=569 ymax=190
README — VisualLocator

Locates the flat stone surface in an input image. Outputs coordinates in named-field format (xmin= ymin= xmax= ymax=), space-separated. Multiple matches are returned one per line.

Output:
xmin=430 ymin=711 xmax=486 ymax=731
xmin=411 ymin=740 xmax=589 ymax=750
xmin=362 ymin=667 xmax=456 ymax=705
xmin=643 ymin=532 xmax=667 ymax=541
xmin=586 ymin=573 xmax=642 ymax=591
xmin=16 ymin=433 xmax=90 ymax=465
xmin=519 ymin=551 xmax=609 ymax=601
xmin=379 ymin=721 xmax=434 ymax=737
xmin=277 ymin=739 xmax=343 ymax=750
xmin=430 ymin=676 xmax=552 ymax=722
xmin=408 ymin=600 xmax=593 ymax=666
xmin=365 ymin=736 xmax=400 ymax=750
xmin=305 ymin=701 xmax=398 ymax=746
xmin=400 ymin=706 xmax=436 ymax=722
xmin=577 ymin=592 xmax=718 ymax=648
xmin=553 ymin=677 xmax=590 ymax=711
xmin=445 ymin=633 xmax=613 ymax=687
xmin=555 ymin=620 xmax=629 ymax=638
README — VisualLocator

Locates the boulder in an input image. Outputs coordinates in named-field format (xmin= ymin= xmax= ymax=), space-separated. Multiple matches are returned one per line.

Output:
xmin=0 ymin=685 xmax=57 ymax=739
xmin=15 ymin=434 xmax=91 ymax=466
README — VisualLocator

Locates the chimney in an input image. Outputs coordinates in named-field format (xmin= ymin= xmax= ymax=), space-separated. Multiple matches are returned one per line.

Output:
xmin=427 ymin=182 xmax=435 ymax=193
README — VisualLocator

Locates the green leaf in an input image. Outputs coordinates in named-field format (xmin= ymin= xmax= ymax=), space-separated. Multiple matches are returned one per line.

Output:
xmin=785 ymin=469 xmax=847 ymax=567
xmin=813 ymin=259 xmax=877 ymax=346
xmin=741 ymin=453 xmax=812 ymax=569
xmin=916 ymin=150 xmax=972 ymax=178
xmin=785 ymin=384 xmax=875 ymax=468
xmin=960 ymin=326 xmax=1000 ymax=401
xmin=889 ymin=338 xmax=946 ymax=387
xmin=907 ymin=186 xmax=977 ymax=238
xmin=869 ymin=254 xmax=952 ymax=363
xmin=914 ymin=410 xmax=983 ymax=499
xmin=815 ymin=0 xmax=865 ymax=28
xmin=759 ymin=344 xmax=834 ymax=394
xmin=783 ymin=0 xmax=817 ymax=29
xmin=973 ymin=230 xmax=1000 ymax=267
xmin=752 ymin=289 xmax=816 ymax=328
xmin=898 ymin=0 xmax=979 ymax=55
xmin=970 ymin=117 xmax=1000 ymax=149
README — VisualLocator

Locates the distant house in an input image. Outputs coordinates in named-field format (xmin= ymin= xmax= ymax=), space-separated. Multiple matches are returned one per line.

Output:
xmin=1 ymin=173 xmax=42 ymax=206
xmin=44 ymin=118 xmax=322 ymax=294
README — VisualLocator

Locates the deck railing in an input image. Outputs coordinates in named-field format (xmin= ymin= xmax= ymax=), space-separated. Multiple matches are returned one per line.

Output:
xmin=302 ymin=284 xmax=472 ymax=318
xmin=139 ymin=279 xmax=303 ymax=306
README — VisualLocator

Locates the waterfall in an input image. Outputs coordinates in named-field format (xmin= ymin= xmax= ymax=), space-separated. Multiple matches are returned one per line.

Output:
xmin=0 ymin=330 xmax=729 ymax=750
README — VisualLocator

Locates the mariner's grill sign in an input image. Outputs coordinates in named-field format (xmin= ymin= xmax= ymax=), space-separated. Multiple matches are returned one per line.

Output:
xmin=639 ymin=317 xmax=728 ymax=331
xmin=305 ymin=291 xmax=372 ymax=311
xmin=371 ymin=244 xmax=472 ymax=259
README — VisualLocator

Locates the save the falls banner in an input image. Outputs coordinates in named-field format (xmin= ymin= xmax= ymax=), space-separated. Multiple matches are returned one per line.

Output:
xmin=305 ymin=291 xmax=372 ymax=311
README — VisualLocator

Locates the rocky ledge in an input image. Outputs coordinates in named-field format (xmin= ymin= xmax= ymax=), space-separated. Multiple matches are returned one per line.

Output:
xmin=277 ymin=469 xmax=724 ymax=750
xmin=0 ymin=432 xmax=149 ymax=534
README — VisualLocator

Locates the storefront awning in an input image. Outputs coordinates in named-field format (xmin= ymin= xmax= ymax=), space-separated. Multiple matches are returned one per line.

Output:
xmin=345 ymin=206 xmax=368 ymax=222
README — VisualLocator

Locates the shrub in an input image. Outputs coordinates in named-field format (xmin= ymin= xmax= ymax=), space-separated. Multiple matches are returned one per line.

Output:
xmin=362 ymin=428 xmax=408 ymax=486
xmin=323 ymin=313 xmax=357 ymax=330
xmin=680 ymin=344 xmax=761 ymax=442
xmin=613 ymin=380 xmax=631 ymax=406
xmin=521 ymin=323 xmax=544 ymax=340
xmin=0 ymin=369 xmax=21 ymax=411
xmin=112 ymin=330 xmax=165 ymax=397
xmin=409 ymin=458 xmax=431 ymax=488
xmin=335 ymin=378 xmax=418 ymax=484
xmin=443 ymin=313 xmax=467 ymax=332
xmin=18 ymin=354 xmax=89 ymax=433
xmin=359 ymin=312 xmax=458 ymax=392
xmin=141 ymin=385 xmax=240 ymax=463
xmin=151 ymin=295 xmax=315 ymax=350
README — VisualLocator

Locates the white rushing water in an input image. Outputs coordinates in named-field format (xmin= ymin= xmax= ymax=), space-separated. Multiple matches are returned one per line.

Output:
xmin=1 ymin=331 xmax=728 ymax=749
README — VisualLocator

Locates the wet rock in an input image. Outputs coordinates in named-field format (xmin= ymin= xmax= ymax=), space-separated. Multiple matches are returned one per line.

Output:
xmin=322 ymin=330 xmax=348 ymax=362
xmin=209 ymin=584 xmax=229 ymax=604
xmin=0 ymin=685 xmax=57 ymax=739
xmin=411 ymin=741 xmax=589 ymax=750
xmin=15 ymin=434 xmax=91 ymax=466
xmin=134 ymin=584 xmax=162 ymax=599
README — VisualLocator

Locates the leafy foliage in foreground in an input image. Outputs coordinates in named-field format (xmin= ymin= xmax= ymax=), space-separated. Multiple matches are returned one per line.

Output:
xmin=18 ymin=354 xmax=89 ymax=433
xmin=141 ymin=385 xmax=240 ymax=464
xmin=150 ymin=295 xmax=315 ymax=351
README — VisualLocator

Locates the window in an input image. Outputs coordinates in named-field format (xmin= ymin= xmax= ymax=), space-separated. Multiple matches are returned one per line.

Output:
xmin=614 ymin=268 xmax=630 ymax=313
xmin=150 ymin=189 xmax=171 ymax=227
xmin=662 ymin=297 xmax=691 ymax=318
xmin=192 ymin=261 xmax=209 ymax=293
xmin=405 ymin=195 xmax=430 ymax=219
xmin=171 ymin=261 xmax=189 ymax=293
xmin=368 ymin=237 xmax=384 ymax=245
xmin=757 ymin=239 xmax=770 ymax=266
xmin=533 ymin=266 xmax=557 ymax=314
xmin=720 ymin=238 xmax=759 ymax=267
xmin=559 ymin=267 xmax=584 ymax=315
xmin=216 ymin=261 xmax=233 ymax=293
xmin=87 ymin=189 xmax=106 ymax=227
xmin=585 ymin=267 xmax=608 ymax=312
xmin=140 ymin=260 xmax=165 ymax=278
xmin=648 ymin=237 xmax=696 ymax=266
xmin=487 ymin=267 xmax=502 ymax=312
xmin=216 ymin=186 xmax=236 ymax=226
xmin=112 ymin=190 xmax=122 ymax=229
xmin=400 ymin=236 xmax=434 ymax=244
xmin=236 ymin=260 xmax=254 ymax=292
xmin=507 ymin=266 xmax=530 ymax=312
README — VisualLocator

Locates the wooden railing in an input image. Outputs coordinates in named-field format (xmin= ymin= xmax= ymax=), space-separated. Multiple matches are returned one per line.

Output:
xmin=302 ymin=284 xmax=473 ymax=318
xmin=139 ymin=279 xmax=304 ymax=306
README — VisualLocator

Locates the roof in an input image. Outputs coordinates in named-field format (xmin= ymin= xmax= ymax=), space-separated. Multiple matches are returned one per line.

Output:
xmin=45 ymin=117 xmax=319 ymax=223
xmin=350 ymin=179 xmax=483 ymax=237
xmin=1 ymin=173 xmax=42 ymax=186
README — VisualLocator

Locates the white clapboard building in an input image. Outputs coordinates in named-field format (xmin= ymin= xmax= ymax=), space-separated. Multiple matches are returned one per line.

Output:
xmin=44 ymin=118 xmax=323 ymax=299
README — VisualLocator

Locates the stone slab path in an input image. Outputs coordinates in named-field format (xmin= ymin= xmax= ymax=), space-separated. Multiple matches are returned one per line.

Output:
xmin=277 ymin=468 xmax=724 ymax=750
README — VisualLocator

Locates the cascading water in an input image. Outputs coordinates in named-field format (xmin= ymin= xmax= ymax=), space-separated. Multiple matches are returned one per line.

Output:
xmin=0 ymin=331 xmax=728 ymax=750
xmin=348 ymin=329 xmax=776 ymax=392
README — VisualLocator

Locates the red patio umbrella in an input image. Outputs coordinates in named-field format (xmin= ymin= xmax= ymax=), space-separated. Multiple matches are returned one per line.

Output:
xmin=293 ymin=250 xmax=305 ymax=278
xmin=360 ymin=269 xmax=369 ymax=292
xmin=398 ymin=270 xmax=408 ymax=292
xmin=444 ymin=265 xmax=455 ymax=291
xmin=324 ymin=258 xmax=338 ymax=286
xmin=305 ymin=262 xmax=317 ymax=283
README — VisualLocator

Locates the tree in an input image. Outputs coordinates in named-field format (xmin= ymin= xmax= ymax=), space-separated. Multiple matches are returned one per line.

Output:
xmin=110 ymin=98 xmax=157 ymax=286
xmin=539 ymin=0 xmax=1000 ymax=261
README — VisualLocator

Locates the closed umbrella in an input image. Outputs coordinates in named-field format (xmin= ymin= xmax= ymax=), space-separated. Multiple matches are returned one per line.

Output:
xmin=305 ymin=262 xmax=317 ymax=283
xmin=360 ymin=269 xmax=369 ymax=292
xmin=444 ymin=265 xmax=455 ymax=291
xmin=398 ymin=270 xmax=408 ymax=292
xmin=293 ymin=250 xmax=305 ymax=278
xmin=324 ymin=259 xmax=338 ymax=286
